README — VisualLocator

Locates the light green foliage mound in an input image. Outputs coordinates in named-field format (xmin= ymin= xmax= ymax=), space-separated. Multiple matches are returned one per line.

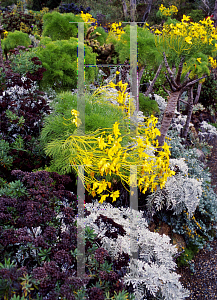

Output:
xmin=1 ymin=31 xmax=31 ymax=59
xmin=139 ymin=93 xmax=160 ymax=117
xmin=91 ymin=26 xmax=108 ymax=46
xmin=35 ymin=37 xmax=97 ymax=90
xmin=39 ymin=91 xmax=130 ymax=174
xmin=112 ymin=25 xmax=162 ymax=68
xmin=42 ymin=11 xmax=84 ymax=41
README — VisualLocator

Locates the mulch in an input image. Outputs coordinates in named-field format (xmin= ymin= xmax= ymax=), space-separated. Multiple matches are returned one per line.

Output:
xmin=175 ymin=136 xmax=217 ymax=299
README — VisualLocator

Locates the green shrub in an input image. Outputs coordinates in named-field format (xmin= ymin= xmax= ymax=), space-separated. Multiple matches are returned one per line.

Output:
xmin=10 ymin=48 xmax=41 ymax=76
xmin=40 ymin=90 xmax=130 ymax=145
xmin=0 ymin=180 xmax=28 ymax=198
xmin=39 ymin=91 xmax=131 ymax=174
xmin=176 ymin=241 xmax=200 ymax=268
xmin=1 ymin=30 xmax=31 ymax=59
xmin=91 ymin=26 xmax=108 ymax=46
xmin=35 ymin=37 xmax=97 ymax=91
xmin=139 ymin=93 xmax=160 ymax=116
xmin=0 ymin=140 xmax=13 ymax=171
xmin=188 ymin=9 xmax=205 ymax=22
xmin=42 ymin=11 xmax=84 ymax=41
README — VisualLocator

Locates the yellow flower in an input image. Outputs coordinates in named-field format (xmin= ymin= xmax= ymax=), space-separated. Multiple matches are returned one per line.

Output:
xmin=196 ymin=58 xmax=201 ymax=63
xmin=209 ymin=38 xmax=213 ymax=45
xmin=110 ymin=190 xmax=120 ymax=202
xmin=155 ymin=29 xmax=162 ymax=34
xmin=93 ymin=182 xmax=99 ymax=190
xmin=97 ymin=136 xmax=107 ymax=150
xmin=107 ymin=134 xmax=114 ymax=144
xmin=91 ymin=190 xmax=96 ymax=197
xmin=116 ymin=71 xmax=120 ymax=75
xmin=182 ymin=15 xmax=191 ymax=22
xmin=137 ymin=137 xmax=145 ymax=147
xmin=113 ymin=122 xmax=121 ymax=139
xmin=3 ymin=30 xmax=8 ymax=38
xmin=83 ymin=157 xmax=92 ymax=166
xmin=97 ymin=180 xmax=107 ymax=194
xmin=109 ymin=81 xmax=116 ymax=89
xmin=185 ymin=36 xmax=192 ymax=44
xmin=99 ymin=194 xmax=109 ymax=204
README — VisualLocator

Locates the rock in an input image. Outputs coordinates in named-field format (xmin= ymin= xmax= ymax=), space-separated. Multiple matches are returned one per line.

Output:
xmin=157 ymin=221 xmax=171 ymax=236
xmin=148 ymin=221 xmax=186 ymax=253
xmin=191 ymin=109 xmax=216 ymax=133
xmin=148 ymin=221 xmax=156 ymax=232
xmin=189 ymin=126 xmax=198 ymax=140
xmin=171 ymin=233 xmax=186 ymax=252
xmin=196 ymin=148 xmax=206 ymax=162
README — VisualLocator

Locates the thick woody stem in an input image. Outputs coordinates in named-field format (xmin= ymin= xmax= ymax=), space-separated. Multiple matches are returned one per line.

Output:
xmin=163 ymin=52 xmax=179 ymax=89
xmin=194 ymin=81 xmax=202 ymax=105
xmin=176 ymin=56 xmax=185 ymax=85
xmin=181 ymin=86 xmax=194 ymax=141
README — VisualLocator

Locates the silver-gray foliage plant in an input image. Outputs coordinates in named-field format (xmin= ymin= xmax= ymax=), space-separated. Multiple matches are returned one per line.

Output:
xmin=84 ymin=201 xmax=190 ymax=300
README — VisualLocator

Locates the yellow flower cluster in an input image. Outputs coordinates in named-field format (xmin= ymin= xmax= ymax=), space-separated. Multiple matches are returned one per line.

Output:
xmin=209 ymin=56 xmax=217 ymax=68
xmin=63 ymin=76 xmax=176 ymax=204
xmin=183 ymin=211 xmax=203 ymax=240
xmin=159 ymin=4 xmax=178 ymax=17
xmin=80 ymin=11 xmax=97 ymax=29
xmin=20 ymin=22 xmax=30 ymax=33
xmin=63 ymin=109 xmax=82 ymax=128
xmin=91 ymin=71 xmax=135 ymax=118
xmin=154 ymin=14 xmax=217 ymax=69
xmin=28 ymin=7 xmax=49 ymax=22
xmin=3 ymin=31 xmax=8 ymax=39
xmin=65 ymin=115 xmax=175 ymax=204
xmin=108 ymin=22 xmax=125 ymax=41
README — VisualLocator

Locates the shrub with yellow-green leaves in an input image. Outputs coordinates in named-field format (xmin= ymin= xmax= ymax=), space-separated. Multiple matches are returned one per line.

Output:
xmin=42 ymin=76 xmax=176 ymax=205
xmin=35 ymin=36 xmax=97 ymax=91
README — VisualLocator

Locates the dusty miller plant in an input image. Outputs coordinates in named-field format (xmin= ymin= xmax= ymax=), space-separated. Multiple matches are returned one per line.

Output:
xmin=145 ymin=161 xmax=203 ymax=219
xmin=84 ymin=201 xmax=190 ymax=300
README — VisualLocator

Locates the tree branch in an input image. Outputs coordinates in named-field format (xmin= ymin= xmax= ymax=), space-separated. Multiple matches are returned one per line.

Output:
xmin=180 ymin=70 xmax=192 ymax=88
xmin=163 ymin=52 xmax=179 ymax=89
xmin=185 ymin=75 xmax=207 ymax=88
xmin=176 ymin=56 xmax=185 ymax=85
xmin=162 ymin=85 xmax=171 ymax=96
xmin=194 ymin=81 xmax=203 ymax=105
xmin=122 ymin=0 xmax=128 ymax=20
xmin=142 ymin=0 xmax=153 ymax=23
xmin=164 ymin=72 xmax=176 ymax=91
xmin=144 ymin=62 xmax=163 ymax=97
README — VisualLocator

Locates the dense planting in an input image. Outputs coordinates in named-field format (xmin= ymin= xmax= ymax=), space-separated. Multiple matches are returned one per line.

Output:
xmin=0 ymin=55 xmax=50 ymax=180
xmin=1 ymin=3 xmax=217 ymax=299
xmin=0 ymin=170 xmax=135 ymax=300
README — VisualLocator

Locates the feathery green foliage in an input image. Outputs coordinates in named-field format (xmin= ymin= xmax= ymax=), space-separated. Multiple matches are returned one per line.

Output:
xmin=1 ymin=31 xmax=31 ymax=59
xmin=42 ymin=11 xmax=84 ymax=41
xmin=35 ymin=37 xmax=97 ymax=90
xmin=139 ymin=93 xmax=160 ymax=117
xmin=112 ymin=25 xmax=162 ymax=68
xmin=91 ymin=26 xmax=108 ymax=46
xmin=39 ymin=91 xmax=131 ymax=175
